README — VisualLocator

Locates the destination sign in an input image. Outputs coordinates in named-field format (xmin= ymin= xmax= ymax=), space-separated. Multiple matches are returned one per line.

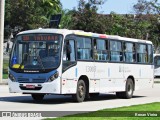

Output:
xmin=22 ymin=34 xmax=59 ymax=41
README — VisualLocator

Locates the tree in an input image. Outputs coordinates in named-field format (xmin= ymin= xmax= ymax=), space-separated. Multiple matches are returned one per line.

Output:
xmin=59 ymin=9 xmax=73 ymax=29
xmin=69 ymin=0 xmax=107 ymax=33
xmin=5 ymin=0 xmax=62 ymax=37
xmin=133 ymin=0 xmax=160 ymax=52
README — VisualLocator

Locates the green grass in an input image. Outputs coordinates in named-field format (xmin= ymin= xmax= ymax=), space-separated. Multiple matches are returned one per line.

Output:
xmin=3 ymin=74 xmax=8 ymax=79
xmin=3 ymin=59 xmax=9 ymax=79
xmin=45 ymin=102 xmax=160 ymax=120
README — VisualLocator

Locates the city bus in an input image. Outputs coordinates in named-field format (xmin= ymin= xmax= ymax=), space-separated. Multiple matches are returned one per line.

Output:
xmin=8 ymin=28 xmax=154 ymax=102
xmin=154 ymin=54 xmax=160 ymax=78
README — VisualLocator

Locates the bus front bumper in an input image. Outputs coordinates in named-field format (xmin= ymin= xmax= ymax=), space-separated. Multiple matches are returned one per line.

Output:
xmin=8 ymin=78 xmax=61 ymax=94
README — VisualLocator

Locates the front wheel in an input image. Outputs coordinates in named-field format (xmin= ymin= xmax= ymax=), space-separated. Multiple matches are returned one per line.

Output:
xmin=116 ymin=78 xmax=134 ymax=99
xmin=31 ymin=94 xmax=45 ymax=101
xmin=72 ymin=80 xmax=86 ymax=102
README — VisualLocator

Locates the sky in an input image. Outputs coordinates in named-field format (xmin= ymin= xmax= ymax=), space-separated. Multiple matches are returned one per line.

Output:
xmin=60 ymin=0 xmax=139 ymax=14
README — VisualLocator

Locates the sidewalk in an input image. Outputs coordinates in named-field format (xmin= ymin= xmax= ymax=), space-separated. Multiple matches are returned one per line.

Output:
xmin=0 ymin=79 xmax=8 ymax=85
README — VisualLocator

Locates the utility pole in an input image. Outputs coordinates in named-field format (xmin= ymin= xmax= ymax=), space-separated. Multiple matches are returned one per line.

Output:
xmin=0 ymin=0 xmax=5 ymax=83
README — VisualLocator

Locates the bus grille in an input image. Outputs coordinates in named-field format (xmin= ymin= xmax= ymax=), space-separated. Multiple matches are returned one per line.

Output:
xmin=17 ymin=78 xmax=46 ymax=83
xmin=19 ymin=86 xmax=42 ymax=90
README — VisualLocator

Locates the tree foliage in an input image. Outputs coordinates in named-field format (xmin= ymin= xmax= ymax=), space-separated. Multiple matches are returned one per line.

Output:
xmin=59 ymin=9 xmax=73 ymax=29
xmin=5 ymin=0 xmax=62 ymax=37
xmin=68 ymin=0 xmax=107 ymax=33
xmin=133 ymin=0 xmax=160 ymax=51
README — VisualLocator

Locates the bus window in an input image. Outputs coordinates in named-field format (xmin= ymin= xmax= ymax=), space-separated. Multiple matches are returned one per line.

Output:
xmin=65 ymin=41 xmax=72 ymax=61
xmin=154 ymin=56 xmax=160 ymax=66
xmin=154 ymin=54 xmax=160 ymax=78
xmin=137 ymin=44 xmax=147 ymax=63
xmin=47 ymin=43 xmax=59 ymax=57
xmin=94 ymin=39 xmax=109 ymax=61
xmin=110 ymin=40 xmax=123 ymax=62
xmin=148 ymin=45 xmax=153 ymax=64
xmin=62 ymin=40 xmax=76 ymax=72
xmin=10 ymin=34 xmax=62 ymax=70
xmin=76 ymin=37 xmax=92 ymax=60
xmin=124 ymin=42 xmax=136 ymax=62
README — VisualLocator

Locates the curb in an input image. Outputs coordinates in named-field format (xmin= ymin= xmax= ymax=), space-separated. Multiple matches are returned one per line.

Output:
xmin=154 ymin=79 xmax=160 ymax=83
xmin=0 ymin=83 xmax=8 ymax=85
xmin=0 ymin=79 xmax=8 ymax=85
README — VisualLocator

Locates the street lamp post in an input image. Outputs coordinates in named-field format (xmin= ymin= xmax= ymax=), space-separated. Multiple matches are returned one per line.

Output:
xmin=0 ymin=0 xmax=5 ymax=83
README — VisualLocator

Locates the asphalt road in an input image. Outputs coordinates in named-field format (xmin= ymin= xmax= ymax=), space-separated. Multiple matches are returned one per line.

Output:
xmin=0 ymin=83 xmax=160 ymax=119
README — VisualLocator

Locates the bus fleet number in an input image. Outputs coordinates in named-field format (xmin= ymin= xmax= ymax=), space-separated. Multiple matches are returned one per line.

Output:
xmin=86 ymin=66 xmax=96 ymax=73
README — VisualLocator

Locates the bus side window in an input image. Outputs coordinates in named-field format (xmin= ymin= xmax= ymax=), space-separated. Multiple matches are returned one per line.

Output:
xmin=66 ymin=41 xmax=72 ymax=61
xmin=137 ymin=44 xmax=147 ymax=63
xmin=94 ymin=38 xmax=108 ymax=61
xmin=110 ymin=40 xmax=123 ymax=62
xmin=63 ymin=40 xmax=75 ymax=61
xmin=147 ymin=44 xmax=153 ymax=64
xmin=62 ymin=40 xmax=76 ymax=72
xmin=76 ymin=37 xmax=92 ymax=60
xmin=124 ymin=42 xmax=136 ymax=63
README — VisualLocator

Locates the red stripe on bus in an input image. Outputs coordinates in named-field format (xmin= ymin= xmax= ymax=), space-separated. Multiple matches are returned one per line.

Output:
xmin=99 ymin=35 xmax=107 ymax=38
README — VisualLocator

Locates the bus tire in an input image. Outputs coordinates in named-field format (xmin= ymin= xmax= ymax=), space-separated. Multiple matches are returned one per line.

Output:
xmin=116 ymin=78 xmax=134 ymax=99
xmin=72 ymin=80 xmax=86 ymax=102
xmin=31 ymin=94 xmax=44 ymax=101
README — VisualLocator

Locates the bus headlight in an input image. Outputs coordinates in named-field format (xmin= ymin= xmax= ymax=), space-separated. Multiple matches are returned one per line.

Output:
xmin=48 ymin=72 xmax=59 ymax=82
xmin=9 ymin=73 xmax=16 ymax=82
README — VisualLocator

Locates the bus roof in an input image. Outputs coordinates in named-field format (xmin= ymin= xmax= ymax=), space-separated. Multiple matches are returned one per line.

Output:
xmin=18 ymin=28 xmax=152 ymax=44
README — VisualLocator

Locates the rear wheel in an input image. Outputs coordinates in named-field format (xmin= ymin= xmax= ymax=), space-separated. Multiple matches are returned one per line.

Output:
xmin=31 ymin=94 xmax=44 ymax=101
xmin=116 ymin=78 xmax=134 ymax=99
xmin=72 ymin=80 xmax=86 ymax=102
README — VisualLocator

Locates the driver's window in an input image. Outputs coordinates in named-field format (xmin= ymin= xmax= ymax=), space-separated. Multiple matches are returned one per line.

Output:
xmin=62 ymin=40 xmax=76 ymax=72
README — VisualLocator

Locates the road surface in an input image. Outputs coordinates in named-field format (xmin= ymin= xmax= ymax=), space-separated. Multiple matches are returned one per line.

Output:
xmin=0 ymin=84 xmax=160 ymax=119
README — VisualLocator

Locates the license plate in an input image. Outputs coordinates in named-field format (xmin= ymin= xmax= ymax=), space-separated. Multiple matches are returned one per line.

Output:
xmin=26 ymin=85 xmax=35 ymax=89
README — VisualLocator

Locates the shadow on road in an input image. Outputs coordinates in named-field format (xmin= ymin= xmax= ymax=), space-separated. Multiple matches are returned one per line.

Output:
xmin=0 ymin=94 xmax=146 ymax=104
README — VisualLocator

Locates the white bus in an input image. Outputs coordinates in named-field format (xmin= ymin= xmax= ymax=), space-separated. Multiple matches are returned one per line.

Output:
xmin=8 ymin=29 xmax=154 ymax=102
xmin=154 ymin=54 xmax=160 ymax=78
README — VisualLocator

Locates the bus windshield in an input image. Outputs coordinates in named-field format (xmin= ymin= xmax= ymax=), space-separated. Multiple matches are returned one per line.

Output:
xmin=10 ymin=33 xmax=62 ymax=72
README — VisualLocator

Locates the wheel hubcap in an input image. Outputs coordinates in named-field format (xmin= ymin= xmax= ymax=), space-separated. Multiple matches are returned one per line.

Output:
xmin=78 ymin=84 xmax=84 ymax=97
xmin=127 ymin=84 xmax=132 ymax=95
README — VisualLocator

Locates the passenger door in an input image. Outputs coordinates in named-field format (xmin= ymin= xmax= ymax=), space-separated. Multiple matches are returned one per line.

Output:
xmin=62 ymin=40 xmax=76 ymax=73
xmin=61 ymin=39 xmax=77 ymax=94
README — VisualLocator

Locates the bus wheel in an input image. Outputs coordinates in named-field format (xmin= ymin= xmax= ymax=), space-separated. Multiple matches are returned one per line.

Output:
xmin=72 ymin=80 xmax=86 ymax=102
xmin=116 ymin=78 xmax=134 ymax=99
xmin=31 ymin=94 xmax=44 ymax=101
